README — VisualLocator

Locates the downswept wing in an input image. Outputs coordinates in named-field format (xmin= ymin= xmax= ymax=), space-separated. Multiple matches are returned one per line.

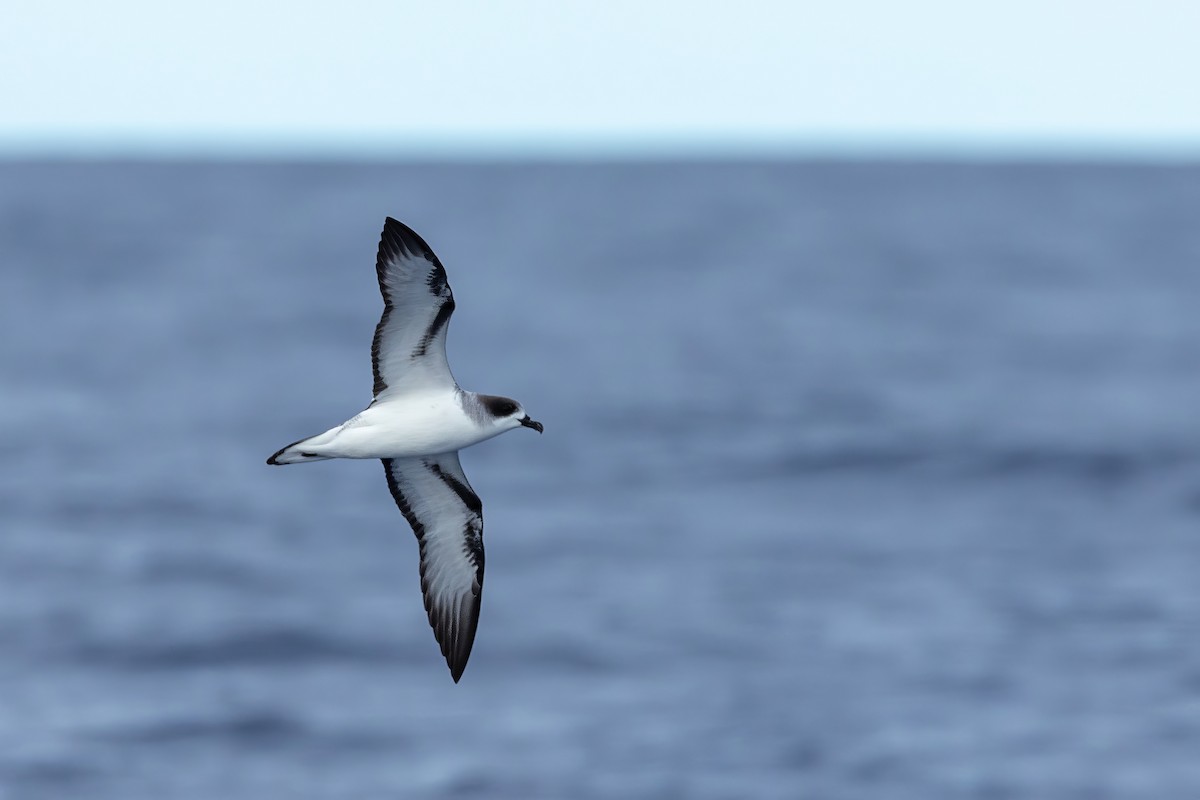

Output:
xmin=381 ymin=453 xmax=484 ymax=682
xmin=371 ymin=218 xmax=458 ymax=398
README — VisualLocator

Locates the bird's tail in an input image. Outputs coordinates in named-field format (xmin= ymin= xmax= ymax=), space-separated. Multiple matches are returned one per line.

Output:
xmin=266 ymin=434 xmax=334 ymax=465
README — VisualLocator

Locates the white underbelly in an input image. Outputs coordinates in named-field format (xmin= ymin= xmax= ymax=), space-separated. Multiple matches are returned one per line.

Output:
xmin=314 ymin=395 xmax=494 ymax=459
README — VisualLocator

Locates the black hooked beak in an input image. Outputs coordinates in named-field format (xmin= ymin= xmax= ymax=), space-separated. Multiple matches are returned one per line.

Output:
xmin=519 ymin=415 xmax=544 ymax=434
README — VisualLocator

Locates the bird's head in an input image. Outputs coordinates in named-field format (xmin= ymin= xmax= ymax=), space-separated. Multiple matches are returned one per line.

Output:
xmin=478 ymin=394 xmax=543 ymax=434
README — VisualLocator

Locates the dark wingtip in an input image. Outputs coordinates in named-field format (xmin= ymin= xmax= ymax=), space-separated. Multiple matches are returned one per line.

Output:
xmin=266 ymin=449 xmax=283 ymax=465
xmin=447 ymin=644 xmax=469 ymax=682
xmin=379 ymin=217 xmax=439 ymax=263
xmin=445 ymin=637 xmax=474 ymax=683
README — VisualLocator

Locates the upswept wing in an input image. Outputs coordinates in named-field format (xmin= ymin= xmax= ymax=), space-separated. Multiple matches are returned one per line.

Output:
xmin=381 ymin=452 xmax=484 ymax=682
xmin=371 ymin=218 xmax=458 ymax=397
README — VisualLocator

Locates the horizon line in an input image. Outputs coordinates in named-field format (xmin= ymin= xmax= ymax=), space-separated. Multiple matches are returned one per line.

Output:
xmin=2 ymin=132 xmax=1199 ymax=163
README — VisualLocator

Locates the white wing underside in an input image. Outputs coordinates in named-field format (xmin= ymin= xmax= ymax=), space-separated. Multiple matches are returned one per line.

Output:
xmin=381 ymin=452 xmax=484 ymax=682
xmin=371 ymin=218 xmax=458 ymax=398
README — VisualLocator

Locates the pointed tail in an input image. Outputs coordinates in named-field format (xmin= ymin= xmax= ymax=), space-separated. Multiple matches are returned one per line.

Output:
xmin=266 ymin=435 xmax=334 ymax=465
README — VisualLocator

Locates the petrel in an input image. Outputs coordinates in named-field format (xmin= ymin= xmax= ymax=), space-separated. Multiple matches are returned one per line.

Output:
xmin=267 ymin=217 xmax=543 ymax=682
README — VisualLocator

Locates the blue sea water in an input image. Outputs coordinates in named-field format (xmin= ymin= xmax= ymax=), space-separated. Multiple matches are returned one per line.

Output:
xmin=1 ymin=160 xmax=1198 ymax=799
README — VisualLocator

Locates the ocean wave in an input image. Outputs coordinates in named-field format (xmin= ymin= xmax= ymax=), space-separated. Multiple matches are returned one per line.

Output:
xmin=69 ymin=627 xmax=413 ymax=670
xmin=94 ymin=710 xmax=304 ymax=744
xmin=84 ymin=711 xmax=414 ymax=755
xmin=766 ymin=443 xmax=1196 ymax=484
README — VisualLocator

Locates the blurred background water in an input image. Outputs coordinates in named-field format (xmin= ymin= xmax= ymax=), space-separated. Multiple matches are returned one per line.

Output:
xmin=1 ymin=159 xmax=1199 ymax=799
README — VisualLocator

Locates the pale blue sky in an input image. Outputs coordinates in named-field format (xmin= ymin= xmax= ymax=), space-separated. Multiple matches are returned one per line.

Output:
xmin=2 ymin=0 xmax=1199 ymax=156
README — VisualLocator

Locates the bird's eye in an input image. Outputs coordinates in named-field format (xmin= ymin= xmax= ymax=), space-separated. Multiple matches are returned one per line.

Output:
xmin=482 ymin=395 xmax=520 ymax=418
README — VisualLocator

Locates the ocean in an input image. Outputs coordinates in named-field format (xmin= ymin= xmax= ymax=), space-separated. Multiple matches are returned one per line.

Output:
xmin=1 ymin=160 xmax=1198 ymax=799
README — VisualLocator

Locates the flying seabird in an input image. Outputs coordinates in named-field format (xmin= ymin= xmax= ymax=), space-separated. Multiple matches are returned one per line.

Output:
xmin=267 ymin=217 xmax=543 ymax=682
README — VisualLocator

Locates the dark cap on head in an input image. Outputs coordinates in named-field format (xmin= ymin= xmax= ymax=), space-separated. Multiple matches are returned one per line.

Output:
xmin=479 ymin=394 xmax=519 ymax=418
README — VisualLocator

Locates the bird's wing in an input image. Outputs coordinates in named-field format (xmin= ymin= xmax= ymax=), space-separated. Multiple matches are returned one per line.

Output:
xmin=371 ymin=218 xmax=458 ymax=398
xmin=381 ymin=452 xmax=484 ymax=682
